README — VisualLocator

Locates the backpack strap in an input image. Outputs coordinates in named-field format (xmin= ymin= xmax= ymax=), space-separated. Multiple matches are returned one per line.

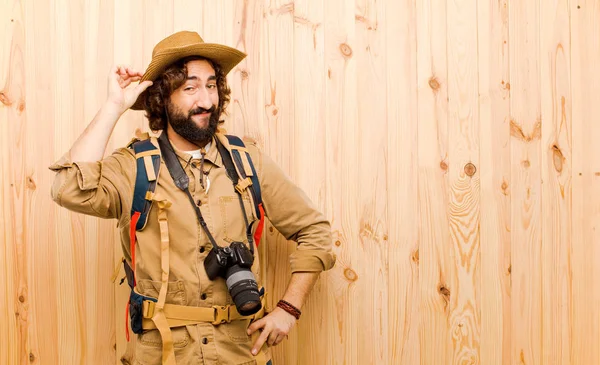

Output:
xmin=223 ymin=135 xmax=266 ymax=246
xmin=124 ymin=137 xmax=162 ymax=343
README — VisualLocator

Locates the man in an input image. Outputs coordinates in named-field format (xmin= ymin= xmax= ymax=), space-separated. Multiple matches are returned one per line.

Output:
xmin=49 ymin=31 xmax=335 ymax=365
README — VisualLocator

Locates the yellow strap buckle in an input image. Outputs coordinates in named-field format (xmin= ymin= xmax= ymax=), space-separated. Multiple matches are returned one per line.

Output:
xmin=212 ymin=305 xmax=231 ymax=325
xmin=143 ymin=300 xmax=157 ymax=318
xmin=235 ymin=177 xmax=253 ymax=194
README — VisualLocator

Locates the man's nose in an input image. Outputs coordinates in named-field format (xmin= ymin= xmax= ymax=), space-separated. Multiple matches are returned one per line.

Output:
xmin=194 ymin=87 xmax=213 ymax=110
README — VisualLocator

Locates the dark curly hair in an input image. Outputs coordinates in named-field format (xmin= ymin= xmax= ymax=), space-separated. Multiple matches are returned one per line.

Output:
xmin=142 ymin=56 xmax=231 ymax=131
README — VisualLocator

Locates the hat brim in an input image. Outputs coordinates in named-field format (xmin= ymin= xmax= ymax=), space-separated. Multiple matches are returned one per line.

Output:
xmin=130 ymin=43 xmax=246 ymax=110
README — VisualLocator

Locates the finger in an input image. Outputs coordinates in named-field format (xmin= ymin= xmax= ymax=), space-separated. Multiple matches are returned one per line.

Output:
xmin=251 ymin=328 xmax=270 ymax=356
xmin=247 ymin=318 xmax=265 ymax=335
xmin=274 ymin=334 xmax=286 ymax=346
xmin=133 ymin=80 xmax=153 ymax=95
xmin=266 ymin=331 xmax=279 ymax=347
xmin=130 ymin=69 xmax=144 ymax=77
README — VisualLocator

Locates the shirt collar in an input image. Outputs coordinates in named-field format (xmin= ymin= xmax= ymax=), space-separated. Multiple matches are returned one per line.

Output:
xmin=170 ymin=136 xmax=222 ymax=168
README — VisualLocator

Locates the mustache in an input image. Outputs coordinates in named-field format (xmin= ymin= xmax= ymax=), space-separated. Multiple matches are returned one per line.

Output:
xmin=188 ymin=106 xmax=217 ymax=117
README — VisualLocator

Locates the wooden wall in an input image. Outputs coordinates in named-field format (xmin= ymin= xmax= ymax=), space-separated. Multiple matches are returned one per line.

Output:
xmin=2 ymin=0 xmax=599 ymax=364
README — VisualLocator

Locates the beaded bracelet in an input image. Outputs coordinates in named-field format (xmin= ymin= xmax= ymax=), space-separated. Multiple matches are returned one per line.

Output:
xmin=277 ymin=299 xmax=301 ymax=320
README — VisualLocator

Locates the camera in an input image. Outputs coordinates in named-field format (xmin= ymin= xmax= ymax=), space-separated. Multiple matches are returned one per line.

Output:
xmin=204 ymin=241 xmax=262 ymax=316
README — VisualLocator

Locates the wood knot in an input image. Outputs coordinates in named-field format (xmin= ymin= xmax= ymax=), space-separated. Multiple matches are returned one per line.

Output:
xmin=501 ymin=80 xmax=510 ymax=90
xmin=507 ymin=264 xmax=511 ymax=275
xmin=29 ymin=353 xmax=35 ymax=362
xmin=272 ymin=107 xmax=278 ymax=116
xmin=18 ymin=100 xmax=26 ymax=113
xmin=501 ymin=180 xmax=509 ymax=195
xmin=19 ymin=295 xmax=25 ymax=303
xmin=428 ymin=76 xmax=440 ymax=91
xmin=269 ymin=226 xmax=274 ymax=233
xmin=26 ymin=176 xmax=36 ymax=190
xmin=552 ymin=144 xmax=564 ymax=173
xmin=440 ymin=160 xmax=448 ymax=171
xmin=334 ymin=240 xmax=341 ymax=246
xmin=438 ymin=284 xmax=450 ymax=298
xmin=339 ymin=43 xmax=353 ymax=58
xmin=438 ymin=284 xmax=450 ymax=307
xmin=382 ymin=234 xmax=388 ymax=241
xmin=344 ymin=268 xmax=358 ymax=282
xmin=522 ymin=160 xmax=530 ymax=169
xmin=464 ymin=163 xmax=476 ymax=176
xmin=328 ymin=68 xmax=332 ymax=79
xmin=412 ymin=249 xmax=419 ymax=264
xmin=0 ymin=92 xmax=12 ymax=106
xmin=240 ymin=70 xmax=249 ymax=80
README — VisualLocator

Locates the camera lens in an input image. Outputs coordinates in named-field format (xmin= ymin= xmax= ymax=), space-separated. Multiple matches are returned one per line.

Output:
xmin=225 ymin=265 xmax=261 ymax=316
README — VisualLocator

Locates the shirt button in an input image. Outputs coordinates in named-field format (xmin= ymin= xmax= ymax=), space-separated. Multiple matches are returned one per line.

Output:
xmin=202 ymin=338 xmax=208 ymax=345
xmin=199 ymin=247 xmax=205 ymax=253
xmin=200 ymin=293 xmax=207 ymax=300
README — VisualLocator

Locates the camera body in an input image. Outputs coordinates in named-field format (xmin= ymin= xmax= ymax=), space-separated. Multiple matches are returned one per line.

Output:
xmin=204 ymin=241 xmax=262 ymax=316
xmin=204 ymin=241 xmax=254 ymax=279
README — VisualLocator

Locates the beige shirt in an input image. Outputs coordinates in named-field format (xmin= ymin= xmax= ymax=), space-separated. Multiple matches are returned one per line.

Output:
xmin=49 ymin=132 xmax=335 ymax=365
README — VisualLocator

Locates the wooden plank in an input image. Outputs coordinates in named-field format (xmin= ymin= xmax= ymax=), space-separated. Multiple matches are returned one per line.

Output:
xmin=446 ymin=0 xmax=484 ymax=361
xmin=540 ymin=0 xmax=572 ymax=364
xmin=292 ymin=0 xmax=328 ymax=362
xmin=385 ymin=0 xmax=420 ymax=363
xmin=1 ymin=1 xmax=24 ymax=364
xmin=261 ymin=1 xmax=298 ymax=363
xmin=24 ymin=0 xmax=59 ymax=362
xmin=570 ymin=1 xmax=600 ymax=364
xmin=416 ymin=0 xmax=452 ymax=363
xmin=446 ymin=0 xmax=481 ymax=363
xmin=353 ymin=0 xmax=388 ymax=363
xmin=477 ymin=0 xmax=511 ymax=364
xmin=508 ymin=0 xmax=543 ymax=363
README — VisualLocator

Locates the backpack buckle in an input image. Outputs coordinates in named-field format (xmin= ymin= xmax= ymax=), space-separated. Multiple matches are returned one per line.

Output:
xmin=212 ymin=305 xmax=231 ymax=325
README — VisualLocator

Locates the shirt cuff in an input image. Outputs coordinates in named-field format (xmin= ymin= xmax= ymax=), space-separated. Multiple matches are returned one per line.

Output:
xmin=49 ymin=153 xmax=102 ymax=191
xmin=289 ymin=249 xmax=336 ymax=273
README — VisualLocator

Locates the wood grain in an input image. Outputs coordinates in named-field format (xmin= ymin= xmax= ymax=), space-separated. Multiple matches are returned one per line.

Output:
xmin=540 ymin=0 xmax=572 ymax=364
xmin=385 ymin=0 xmax=420 ymax=364
xmin=477 ymin=0 xmax=511 ymax=364
xmin=570 ymin=1 xmax=600 ymax=364
xmin=509 ymin=0 xmax=543 ymax=363
xmin=446 ymin=0 xmax=481 ymax=362
xmin=416 ymin=0 xmax=453 ymax=363
xmin=354 ymin=0 xmax=389 ymax=363
xmin=323 ymin=0 xmax=359 ymax=363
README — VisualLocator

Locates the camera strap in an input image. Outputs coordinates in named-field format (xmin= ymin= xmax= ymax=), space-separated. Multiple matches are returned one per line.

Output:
xmin=157 ymin=132 xmax=220 ymax=250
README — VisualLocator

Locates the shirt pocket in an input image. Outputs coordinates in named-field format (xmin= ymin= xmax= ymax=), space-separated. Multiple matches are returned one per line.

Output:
xmin=137 ymin=279 xmax=187 ymax=305
xmin=218 ymin=194 xmax=257 ymax=242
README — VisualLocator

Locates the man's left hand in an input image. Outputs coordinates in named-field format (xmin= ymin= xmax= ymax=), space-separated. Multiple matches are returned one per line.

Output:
xmin=247 ymin=307 xmax=296 ymax=355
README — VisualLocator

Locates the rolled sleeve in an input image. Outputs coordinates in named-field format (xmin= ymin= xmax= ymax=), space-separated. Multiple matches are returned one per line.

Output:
xmin=49 ymin=148 xmax=135 ymax=221
xmin=253 ymin=147 xmax=336 ymax=273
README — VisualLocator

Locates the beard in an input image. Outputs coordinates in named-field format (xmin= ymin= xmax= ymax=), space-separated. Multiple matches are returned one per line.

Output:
xmin=166 ymin=101 xmax=220 ymax=146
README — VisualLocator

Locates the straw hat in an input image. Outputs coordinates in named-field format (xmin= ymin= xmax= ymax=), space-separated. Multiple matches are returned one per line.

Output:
xmin=130 ymin=31 xmax=246 ymax=110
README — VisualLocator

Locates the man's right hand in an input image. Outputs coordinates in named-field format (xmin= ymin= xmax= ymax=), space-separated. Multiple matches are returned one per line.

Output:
xmin=106 ymin=65 xmax=153 ymax=114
